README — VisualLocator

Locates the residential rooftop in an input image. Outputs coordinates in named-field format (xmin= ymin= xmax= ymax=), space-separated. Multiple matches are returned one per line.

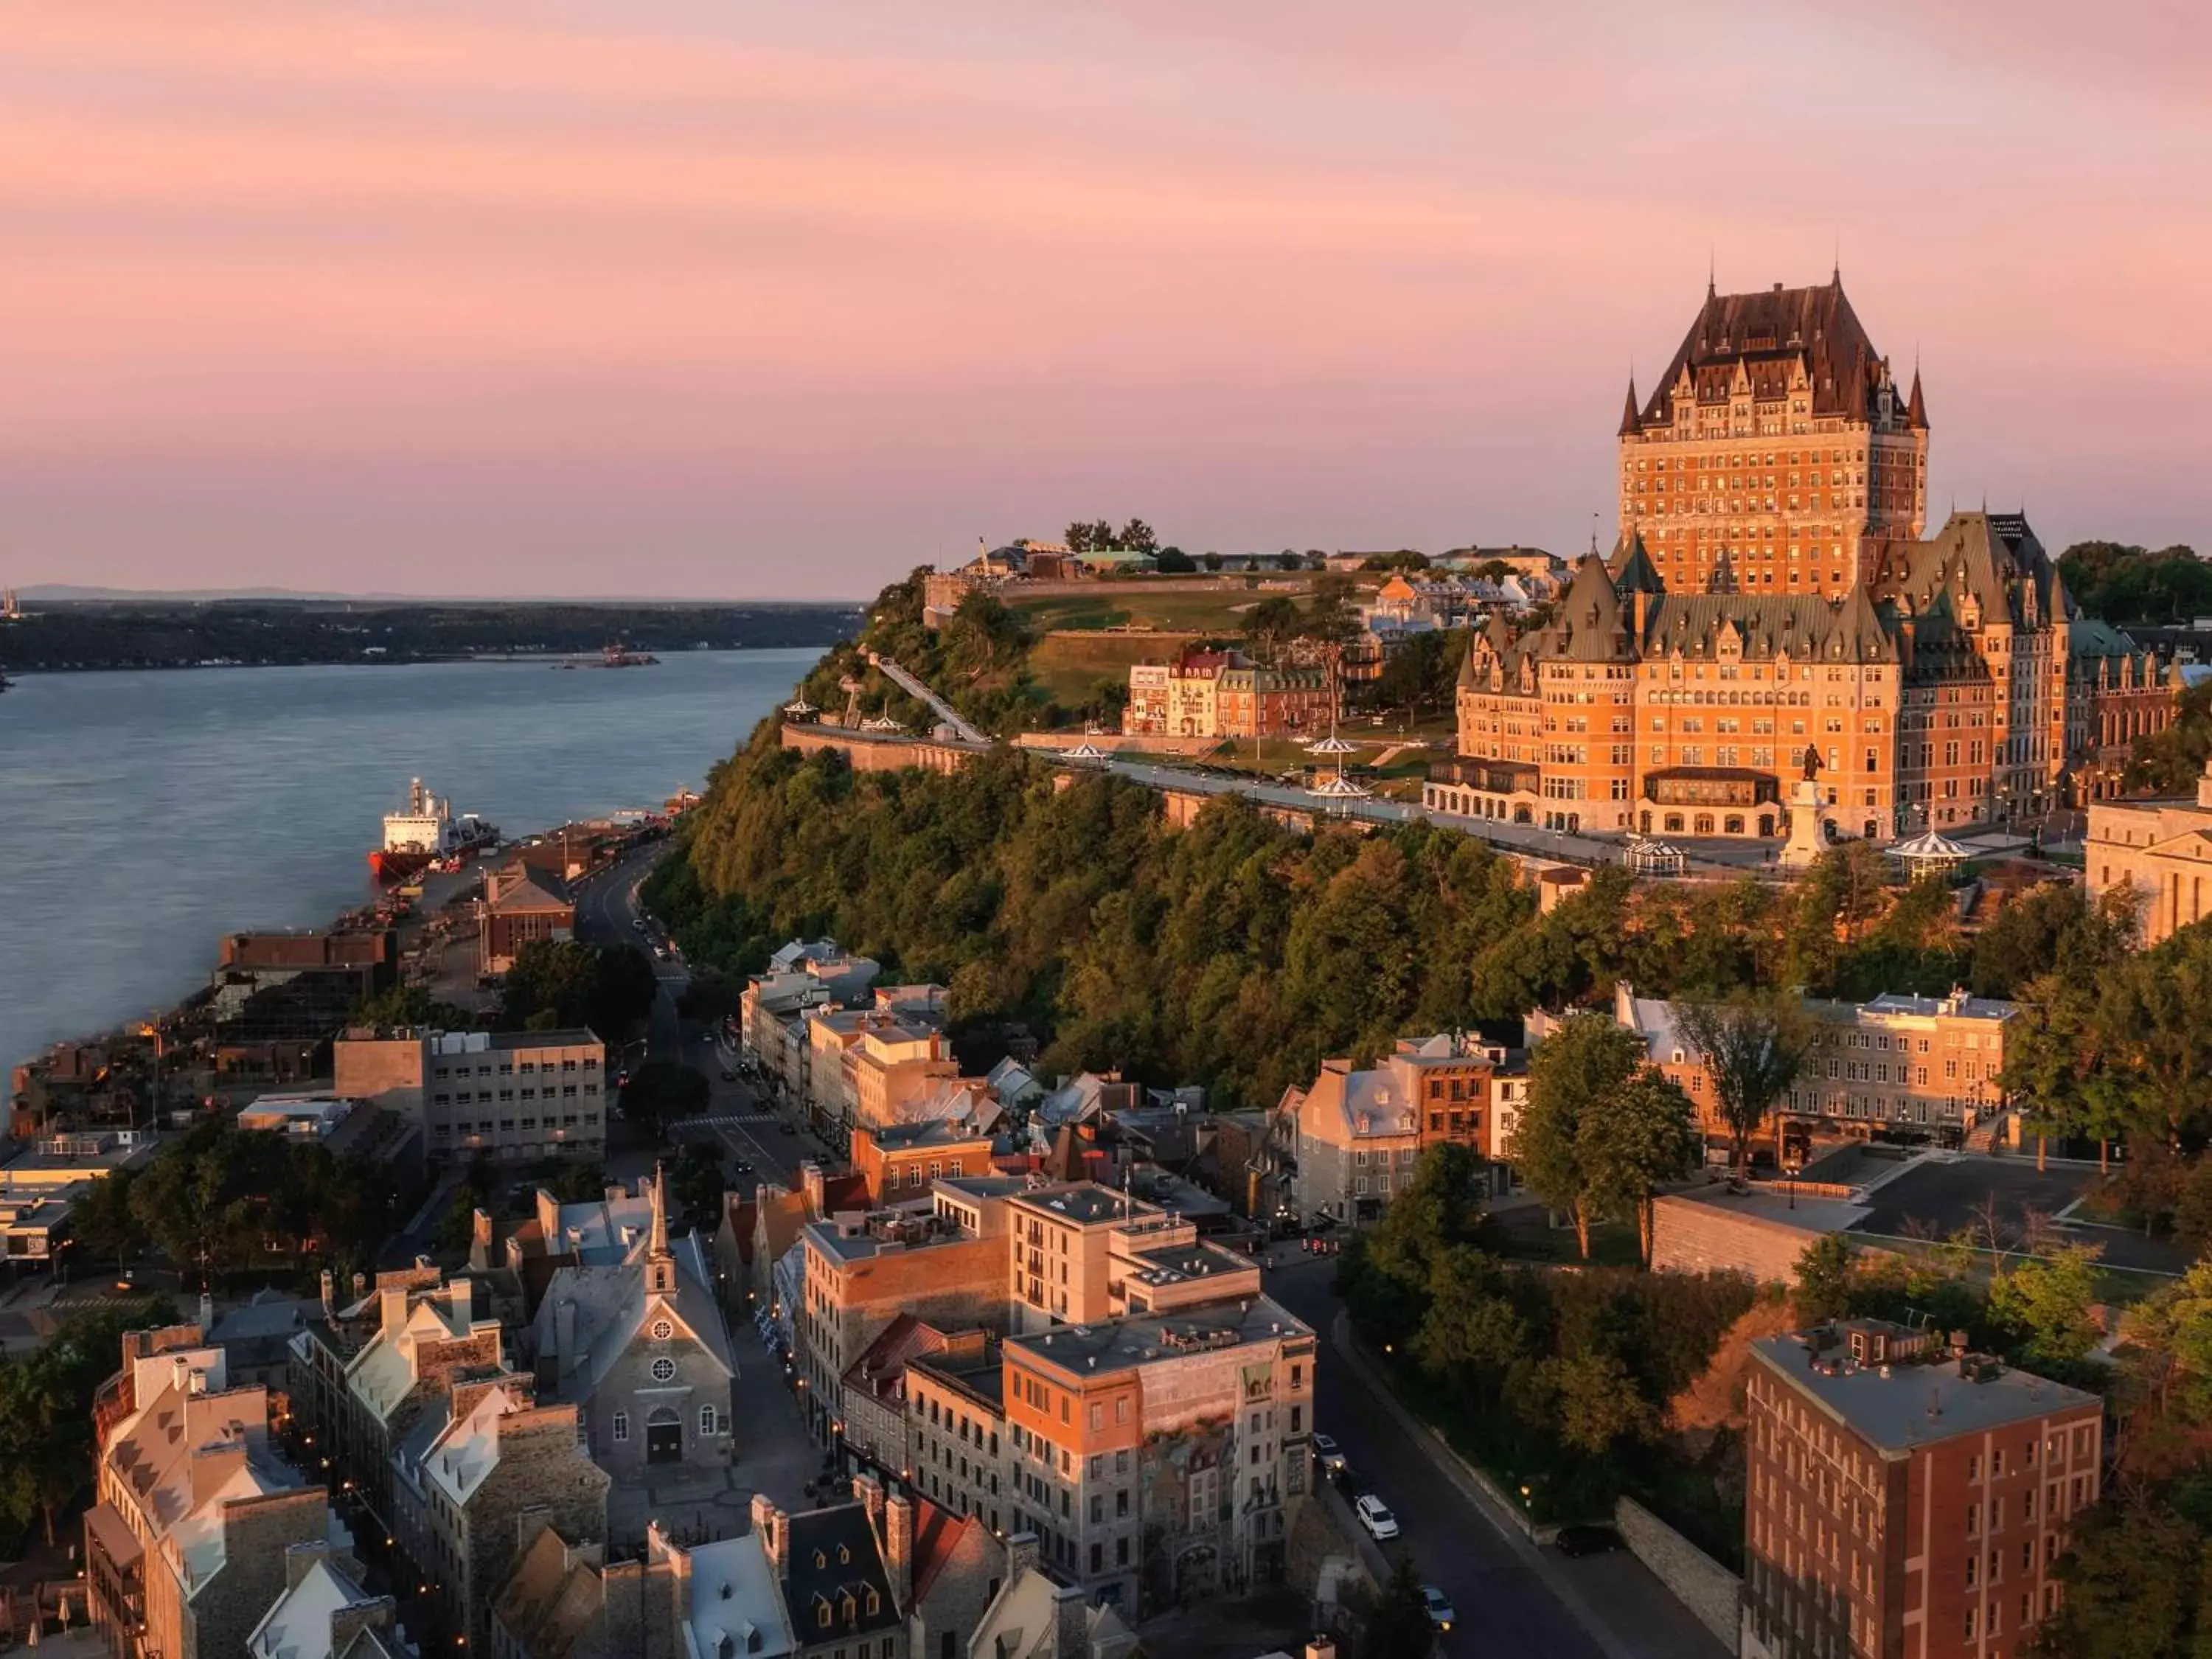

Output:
xmin=1123 ymin=1240 xmax=1253 ymax=1289
xmin=862 ymin=1119 xmax=993 ymax=1152
xmin=1008 ymin=1180 xmax=1156 ymax=1227
xmin=1751 ymin=1325 xmax=2098 ymax=1454
xmin=1006 ymin=1294 xmax=1312 ymax=1378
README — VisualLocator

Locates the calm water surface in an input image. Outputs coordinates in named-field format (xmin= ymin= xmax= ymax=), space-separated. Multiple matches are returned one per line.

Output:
xmin=0 ymin=651 xmax=809 ymax=1068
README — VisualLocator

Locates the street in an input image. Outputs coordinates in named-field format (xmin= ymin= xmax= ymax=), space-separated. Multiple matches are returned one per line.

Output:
xmin=1263 ymin=1254 xmax=1726 ymax=1659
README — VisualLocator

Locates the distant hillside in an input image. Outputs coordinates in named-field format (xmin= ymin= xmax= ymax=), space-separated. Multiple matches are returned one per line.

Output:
xmin=0 ymin=599 xmax=863 ymax=672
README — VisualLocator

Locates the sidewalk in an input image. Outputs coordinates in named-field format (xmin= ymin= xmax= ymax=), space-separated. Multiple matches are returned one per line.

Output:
xmin=1330 ymin=1311 xmax=1728 ymax=1659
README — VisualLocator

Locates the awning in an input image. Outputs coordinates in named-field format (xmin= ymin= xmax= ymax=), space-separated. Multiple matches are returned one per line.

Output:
xmin=84 ymin=1503 xmax=142 ymax=1571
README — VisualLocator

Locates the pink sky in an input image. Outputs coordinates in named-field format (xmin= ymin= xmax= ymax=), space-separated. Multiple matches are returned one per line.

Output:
xmin=4 ymin=0 xmax=2208 ymax=599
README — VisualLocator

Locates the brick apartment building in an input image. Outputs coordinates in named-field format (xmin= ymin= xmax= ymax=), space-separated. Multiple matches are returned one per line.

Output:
xmin=850 ymin=1120 xmax=997 ymax=1207
xmin=1745 ymin=1320 xmax=2101 ymax=1659
xmin=478 ymin=860 xmax=576 ymax=978
xmin=1432 ymin=276 xmax=2177 ymax=843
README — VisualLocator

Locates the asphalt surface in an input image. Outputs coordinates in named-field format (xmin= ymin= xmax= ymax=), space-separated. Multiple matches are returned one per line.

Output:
xmin=1263 ymin=1256 xmax=1725 ymax=1659
xmin=1848 ymin=1155 xmax=2188 ymax=1275
xmin=571 ymin=846 xmax=814 ymax=1189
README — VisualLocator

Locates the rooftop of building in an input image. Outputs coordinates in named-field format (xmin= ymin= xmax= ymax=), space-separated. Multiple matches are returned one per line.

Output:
xmin=1006 ymin=1294 xmax=1312 ymax=1380
xmin=859 ymin=1118 xmax=992 ymax=1152
xmin=908 ymin=1341 xmax=1006 ymax=1412
xmin=1122 ymin=1239 xmax=1255 ymax=1290
xmin=783 ymin=1503 xmax=901 ymax=1642
xmin=1856 ymin=991 xmax=2017 ymax=1023
xmin=805 ymin=1204 xmax=980 ymax=1266
xmin=425 ymin=1026 xmax=600 ymax=1054
xmin=247 ymin=1548 xmax=400 ymax=1659
xmin=675 ymin=1531 xmax=794 ymax=1659
xmin=1007 ymin=1180 xmax=1158 ymax=1227
xmin=1752 ymin=1324 xmax=2098 ymax=1453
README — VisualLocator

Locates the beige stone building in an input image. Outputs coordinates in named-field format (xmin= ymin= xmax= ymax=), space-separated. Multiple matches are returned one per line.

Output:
xmin=2087 ymin=756 xmax=2212 ymax=943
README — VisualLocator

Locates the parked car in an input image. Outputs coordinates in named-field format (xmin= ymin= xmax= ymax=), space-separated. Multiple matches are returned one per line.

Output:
xmin=1354 ymin=1495 xmax=1400 ymax=1541
xmin=1554 ymin=1524 xmax=1622 ymax=1557
xmin=1312 ymin=1433 xmax=1347 ymax=1475
xmin=1422 ymin=1586 xmax=1455 ymax=1632
xmin=720 ymin=1068 xmax=737 ymax=1082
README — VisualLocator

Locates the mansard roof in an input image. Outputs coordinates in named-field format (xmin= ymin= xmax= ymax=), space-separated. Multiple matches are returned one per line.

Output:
xmin=1638 ymin=585 xmax=1896 ymax=664
xmin=1634 ymin=274 xmax=1886 ymax=429
xmin=1871 ymin=511 xmax=2070 ymax=634
xmin=1551 ymin=553 xmax=1636 ymax=662
xmin=1607 ymin=528 xmax=1663 ymax=596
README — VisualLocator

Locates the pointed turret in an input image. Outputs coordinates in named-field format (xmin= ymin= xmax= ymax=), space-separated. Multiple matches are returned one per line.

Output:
xmin=1906 ymin=366 xmax=1927 ymax=431
xmin=1706 ymin=549 xmax=1739 ymax=595
xmin=1619 ymin=378 xmax=1641 ymax=437
xmin=1609 ymin=526 xmax=1663 ymax=596
xmin=644 ymin=1164 xmax=677 ymax=1294
xmin=1555 ymin=554 xmax=1635 ymax=662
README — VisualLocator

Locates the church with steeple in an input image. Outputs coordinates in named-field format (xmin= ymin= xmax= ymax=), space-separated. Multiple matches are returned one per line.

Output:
xmin=1428 ymin=273 xmax=2179 ymax=846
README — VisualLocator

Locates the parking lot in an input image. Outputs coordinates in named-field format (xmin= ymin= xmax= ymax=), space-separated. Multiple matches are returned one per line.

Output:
xmin=1848 ymin=1156 xmax=2188 ymax=1276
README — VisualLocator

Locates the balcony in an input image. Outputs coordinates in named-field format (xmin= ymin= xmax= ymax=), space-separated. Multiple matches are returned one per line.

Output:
xmin=1428 ymin=757 xmax=1538 ymax=794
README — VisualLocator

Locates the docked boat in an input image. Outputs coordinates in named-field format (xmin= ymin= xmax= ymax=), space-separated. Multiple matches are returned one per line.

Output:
xmin=369 ymin=777 xmax=499 ymax=883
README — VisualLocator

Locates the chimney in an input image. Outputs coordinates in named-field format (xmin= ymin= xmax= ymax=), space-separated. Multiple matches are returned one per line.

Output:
xmin=350 ymin=1271 xmax=366 ymax=1302
xmin=1948 ymin=1328 xmax=1969 ymax=1359
xmin=380 ymin=1285 xmax=408 ymax=1338
xmin=1006 ymin=1530 xmax=1041 ymax=1584
xmin=1051 ymin=1582 xmax=1088 ymax=1658
xmin=801 ymin=1161 xmax=828 ymax=1217
xmin=751 ymin=1495 xmax=788 ymax=1581
xmin=283 ymin=1540 xmax=333 ymax=1593
xmin=449 ymin=1276 xmax=473 ymax=1325
xmin=883 ymin=1491 xmax=914 ymax=1608
xmin=1305 ymin=1640 xmax=1338 ymax=1659
xmin=198 ymin=1291 xmax=214 ymax=1333
xmin=852 ymin=1470 xmax=886 ymax=1537
xmin=319 ymin=1270 xmax=335 ymax=1319
xmin=468 ymin=1208 xmax=495 ymax=1273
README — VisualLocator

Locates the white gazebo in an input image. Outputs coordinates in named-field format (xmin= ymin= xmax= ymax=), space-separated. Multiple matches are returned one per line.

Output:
xmin=859 ymin=714 xmax=905 ymax=734
xmin=1059 ymin=742 xmax=1113 ymax=765
xmin=1887 ymin=827 xmax=1970 ymax=875
xmin=781 ymin=698 xmax=819 ymax=720
xmin=1624 ymin=835 xmax=1686 ymax=877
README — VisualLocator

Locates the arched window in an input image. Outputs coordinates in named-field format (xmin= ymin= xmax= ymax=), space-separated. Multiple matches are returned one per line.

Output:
xmin=1694 ymin=814 xmax=1716 ymax=835
xmin=1724 ymin=815 xmax=1744 ymax=835
xmin=1664 ymin=814 xmax=1684 ymax=833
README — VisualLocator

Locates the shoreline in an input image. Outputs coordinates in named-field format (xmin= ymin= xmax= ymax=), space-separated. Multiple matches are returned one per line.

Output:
xmin=0 ymin=643 xmax=832 ymax=677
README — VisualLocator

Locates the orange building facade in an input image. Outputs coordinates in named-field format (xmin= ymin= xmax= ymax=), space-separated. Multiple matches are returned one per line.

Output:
xmin=1432 ymin=276 xmax=2177 ymax=843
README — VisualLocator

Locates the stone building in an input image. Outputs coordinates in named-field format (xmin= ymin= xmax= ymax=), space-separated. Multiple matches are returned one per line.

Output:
xmin=1121 ymin=648 xmax=1335 ymax=740
xmin=389 ymin=1379 xmax=611 ymax=1649
xmin=528 ymin=1169 xmax=738 ymax=1485
xmin=490 ymin=1517 xmax=796 ymax=1659
xmin=903 ymin=1339 xmax=1009 ymax=1534
xmin=477 ymin=860 xmax=575 ymax=978
xmin=1282 ymin=1034 xmax=1502 ymax=1226
xmin=1001 ymin=1297 xmax=1315 ymax=1616
xmin=2086 ymin=754 xmax=2212 ymax=944
xmin=1616 ymin=273 xmax=1928 ymax=599
xmin=248 ymin=1543 xmax=414 ymax=1659
xmin=86 ymin=1326 xmax=347 ymax=1659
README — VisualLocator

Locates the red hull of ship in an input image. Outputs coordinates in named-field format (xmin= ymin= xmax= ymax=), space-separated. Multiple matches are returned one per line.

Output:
xmin=368 ymin=849 xmax=436 ymax=884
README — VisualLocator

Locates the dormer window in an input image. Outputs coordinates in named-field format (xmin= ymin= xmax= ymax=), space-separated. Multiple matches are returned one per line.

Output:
xmin=814 ymin=1550 xmax=827 ymax=1569
xmin=866 ymin=1588 xmax=880 ymax=1615
xmin=838 ymin=1544 xmax=851 ymax=1564
xmin=816 ymin=1601 xmax=832 ymax=1630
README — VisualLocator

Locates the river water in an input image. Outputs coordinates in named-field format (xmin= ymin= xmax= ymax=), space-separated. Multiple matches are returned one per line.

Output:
xmin=0 ymin=650 xmax=810 ymax=1070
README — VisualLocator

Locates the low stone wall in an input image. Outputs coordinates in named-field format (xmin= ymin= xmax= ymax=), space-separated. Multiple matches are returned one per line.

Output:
xmin=779 ymin=723 xmax=984 ymax=776
xmin=1649 ymin=1192 xmax=1823 ymax=1284
xmin=1613 ymin=1495 xmax=1742 ymax=1653
xmin=1012 ymin=731 xmax=1218 ymax=757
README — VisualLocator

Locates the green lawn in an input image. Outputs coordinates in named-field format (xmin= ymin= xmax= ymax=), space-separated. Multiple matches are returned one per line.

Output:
xmin=1010 ymin=582 xmax=1310 ymax=637
xmin=1027 ymin=632 xmax=1179 ymax=706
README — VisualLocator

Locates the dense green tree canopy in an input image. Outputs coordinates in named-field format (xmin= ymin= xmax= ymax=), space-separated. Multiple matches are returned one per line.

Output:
xmin=498 ymin=939 xmax=658 ymax=1040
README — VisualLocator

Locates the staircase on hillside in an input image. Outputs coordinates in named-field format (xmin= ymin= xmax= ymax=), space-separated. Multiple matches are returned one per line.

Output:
xmin=1965 ymin=1109 xmax=2013 ymax=1155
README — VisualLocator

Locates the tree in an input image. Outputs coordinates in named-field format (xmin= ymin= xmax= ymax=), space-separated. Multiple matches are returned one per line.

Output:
xmin=1673 ymin=993 xmax=1815 ymax=1181
xmin=1514 ymin=1012 xmax=1646 ymax=1259
xmin=1364 ymin=1144 xmax=1490 ymax=1293
xmin=670 ymin=1141 xmax=726 ymax=1225
xmin=1537 ymin=1349 xmax=1653 ymax=1456
xmin=1582 ymin=1068 xmax=1699 ymax=1263
xmin=1411 ymin=1245 xmax=1524 ymax=1405
xmin=1242 ymin=595 xmax=1304 ymax=662
xmin=1793 ymin=1234 xmax=1859 ymax=1323
xmin=2031 ymin=1483 xmax=2202 ymax=1658
xmin=1360 ymin=1550 xmax=1436 ymax=1659
xmin=1152 ymin=546 xmax=1194 ymax=574
xmin=1063 ymin=521 xmax=1095 ymax=554
xmin=499 ymin=939 xmax=658 ymax=1040
xmin=1117 ymin=519 xmax=1158 ymax=556
xmin=1989 ymin=1243 xmax=2105 ymax=1370
xmin=619 ymin=1061 xmax=711 ymax=1144
xmin=351 ymin=983 xmax=473 ymax=1030
xmin=72 ymin=1165 xmax=148 ymax=1270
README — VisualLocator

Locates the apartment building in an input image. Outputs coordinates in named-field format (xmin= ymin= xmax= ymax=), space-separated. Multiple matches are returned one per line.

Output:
xmin=1607 ymin=981 xmax=2014 ymax=1146
xmin=903 ymin=1338 xmax=1009 ymax=1534
xmin=86 ymin=1327 xmax=344 ymax=1659
xmin=1002 ymin=1297 xmax=1315 ymax=1615
xmin=333 ymin=1027 xmax=607 ymax=1164
xmin=1744 ymin=1321 xmax=2101 ymax=1659
xmin=740 ymin=941 xmax=883 ymax=1099
xmin=1283 ymin=1034 xmax=1503 ymax=1226
xmin=796 ymin=1194 xmax=1012 ymax=1442
xmin=1004 ymin=1180 xmax=1260 ymax=1333
xmin=1122 ymin=648 xmax=1335 ymax=740
xmin=850 ymin=1120 xmax=998 ymax=1207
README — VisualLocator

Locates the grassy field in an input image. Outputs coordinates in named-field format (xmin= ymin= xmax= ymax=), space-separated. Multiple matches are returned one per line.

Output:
xmin=1026 ymin=631 xmax=1181 ymax=706
xmin=1009 ymin=582 xmax=1305 ymax=636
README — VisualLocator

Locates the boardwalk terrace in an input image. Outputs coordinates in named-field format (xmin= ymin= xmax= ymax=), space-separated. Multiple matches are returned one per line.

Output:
xmin=1744 ymin=1322 xmax=2101 ymax=1659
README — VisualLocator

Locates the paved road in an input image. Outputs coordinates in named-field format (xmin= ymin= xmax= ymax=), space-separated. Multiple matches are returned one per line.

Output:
xmin=1263 ymin=1256 xmax=1725 ymax=1659
xmin=571 ymin=846 xmax=813 ymax=1189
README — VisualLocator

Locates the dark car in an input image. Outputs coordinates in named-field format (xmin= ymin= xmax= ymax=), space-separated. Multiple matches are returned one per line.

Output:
xmin=720 ymin=1068 xmax=737 ymax=1082
xmin=778 ymin=1121 xmax=798 ymax=1135
xmin=1553 ymin=1524 xmax=1622 ymax=1557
